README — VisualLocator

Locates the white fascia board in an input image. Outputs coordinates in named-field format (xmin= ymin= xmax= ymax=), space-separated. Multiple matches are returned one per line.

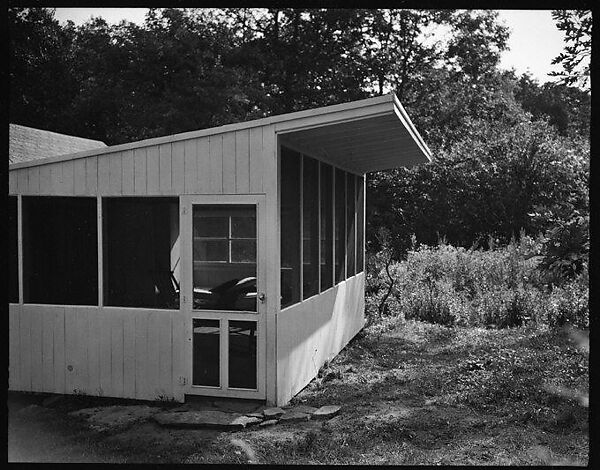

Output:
xmin=391 ymin=94 xmax=433 ymax=162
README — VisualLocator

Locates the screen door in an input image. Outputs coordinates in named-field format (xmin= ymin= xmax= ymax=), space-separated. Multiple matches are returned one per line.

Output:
xmin=181 ymin=195 xmax=266 ymax=399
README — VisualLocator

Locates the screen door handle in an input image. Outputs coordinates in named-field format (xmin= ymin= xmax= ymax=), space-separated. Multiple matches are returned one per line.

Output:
xmin=258 ymin=292 xmax=266 ymax=303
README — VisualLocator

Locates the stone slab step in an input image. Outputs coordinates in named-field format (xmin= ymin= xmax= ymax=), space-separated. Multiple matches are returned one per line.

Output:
xmin=154 ymin=410 xmax=261 ymax=430
xmin=312 ymin=405 xmax=341 ymax=419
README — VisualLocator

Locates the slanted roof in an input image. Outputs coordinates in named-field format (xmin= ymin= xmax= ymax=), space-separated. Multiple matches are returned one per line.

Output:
xmin=9 ymin=94 xmax=430 ymax=173
xmin=276 ymin=93 xmax=431 ymax=172
xmin=9 ymin=124 xmax=106 ymax=165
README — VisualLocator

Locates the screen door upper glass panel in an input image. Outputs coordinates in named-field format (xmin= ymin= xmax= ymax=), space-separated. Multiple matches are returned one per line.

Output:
xmin=193 ymin=204 xmax=257 ymax=312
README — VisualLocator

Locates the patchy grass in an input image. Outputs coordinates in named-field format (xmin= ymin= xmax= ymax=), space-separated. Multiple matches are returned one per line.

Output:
xmin=228 ymin=319 xmax=589 ymax=465
xmin=9 ymin=319 xmax=588 ymax=464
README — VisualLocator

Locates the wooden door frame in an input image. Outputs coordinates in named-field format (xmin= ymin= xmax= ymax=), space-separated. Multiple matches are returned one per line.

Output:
xmin=180 ymin=194 xmax=266 ymax=400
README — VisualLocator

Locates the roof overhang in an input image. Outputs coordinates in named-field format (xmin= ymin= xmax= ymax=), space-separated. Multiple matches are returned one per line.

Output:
xmin=276 ymin=93 xmax=432 ymax=174
xmin=9 ymin=93 xmax=430 ymax=173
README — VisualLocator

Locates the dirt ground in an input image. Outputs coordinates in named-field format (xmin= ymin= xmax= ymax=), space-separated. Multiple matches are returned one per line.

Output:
xmin=7 ymin=318 xmax=589 ymax=464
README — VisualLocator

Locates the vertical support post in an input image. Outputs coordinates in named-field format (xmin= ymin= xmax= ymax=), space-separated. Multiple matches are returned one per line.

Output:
xmin=17 ymin=195 xmax=23 ymax=304
xmin=332 ymin=168 xmax=336 ymax=287
xmin=221 ymin=319 xmax=228 ymax=390
xmin=97 ymin=196 xmax=103 ymax=306
xmin=317 ymin=161 xmax=321 ymax=293
xmin=299 ymin=154 xmax=304 ymax=301
xmin=181 ymin=199 xmax=192 ymax=391
xmin=354 ymin=175 xmax=357 ymax=275
xmin=265 ymin=131 xmax=279 ymax=405
xmin=362 ymin=174 xmax=366 ymax=273
xmin=343 ymin=171 xmax=347 ymax=281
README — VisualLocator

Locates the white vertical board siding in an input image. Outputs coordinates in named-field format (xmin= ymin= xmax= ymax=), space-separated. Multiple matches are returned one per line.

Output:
xmin=222 ymin=132 xmax=236 ymax=193
xmin=29 ymin=166 xmax=41 ymax=194
xmin=249 ymin=127 xmax=264 ymax=193
xmin=9 ymin=305 xmax=21 ymax=390
xmin=9 ymin=170 xmax=18 ymax=194
xmin=53 ymin=308 xmax=66 ymax=394
xmin=159 ymin=143 xmax=172 ymax=194
xmin=30 ymin=308 xmax=44 ymax=391
xmin=86 ymin=156 xmax=98 ymax=195
xmin=235 ymin=130 xmax=250 ymax=193
xmin=146 ymin=146 xmax=160 ymax=194
xmin=122 ymin=150 xmax=135 ymax=195
xmin=62 ymin=160 xmax=75 ymax=195
xmin=172 ymin=141 xmax=186 ymax=194
xmin=49 ymin=163 xmax=62 ymax=194
xmin=98 ymin=155 xmax=111 ymax=194
xmin=65 ymin=306 xmax=91 ymax=394
xmin=88 ymin=311 xmax=101 ymax=396
xmin=17 ymin=169 xmax=29 ymax=193
xmin=74 ymin=158 xmax=87 ymax=195
xmin=9 ymin=306 xmax=182 ymax=402
xmin=110 ymin=310 xmax=125 ymax=397
xmin=208 ymin=135 xmax=224 ymax=193
xmin=197 ymin=136 xmax=211 ymax=192
xmin=276 ymin=273 xmax=366 ymax=405
xmin=133 ymin=148 xmax=147 ymax=195
xmin=10 ymin=125 xmax=268 ymax=196
xmin=183 ymin=139 xmax=198 ymax=193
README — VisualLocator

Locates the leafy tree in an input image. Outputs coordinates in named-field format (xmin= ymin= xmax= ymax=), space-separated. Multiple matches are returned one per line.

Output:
xmin=8 ymin=8 xmax=77 ymax=133
xmin=550 ymin=10 xmax=591 ymax=90
xmin=368 ymin=118 xmax=589 ymax=257
xmin=514 ymin=73 xmax=591 ymax=139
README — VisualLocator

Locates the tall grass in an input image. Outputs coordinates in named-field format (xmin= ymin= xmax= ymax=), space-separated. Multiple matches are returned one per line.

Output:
xmin=366 ymin=236 xmax=589 ymax=329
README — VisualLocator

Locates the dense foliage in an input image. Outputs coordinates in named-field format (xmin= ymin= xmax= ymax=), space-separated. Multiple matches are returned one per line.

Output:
xmin=9 ymin=7 xmax=590 ymax=274
xmin=366 ymin=237 xmax=589 ymax=329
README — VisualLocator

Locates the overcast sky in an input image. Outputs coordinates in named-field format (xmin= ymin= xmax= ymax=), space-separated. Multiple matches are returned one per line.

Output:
xmin=53 ymin=8 xmax=566 ymax=85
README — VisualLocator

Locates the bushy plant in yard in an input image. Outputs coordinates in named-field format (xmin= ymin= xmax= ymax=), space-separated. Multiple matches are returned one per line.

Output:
xmin=366 ymin=235 xmax=588 ymax=329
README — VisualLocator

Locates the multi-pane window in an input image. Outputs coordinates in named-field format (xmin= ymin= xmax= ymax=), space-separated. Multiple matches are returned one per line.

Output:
xmin=280 ymin=146 xmax=365 ymax=309
xmin=193 ymin=207 xmax=256 ymax=264
xmin=193 ymin=205 xmax=257 ymax=312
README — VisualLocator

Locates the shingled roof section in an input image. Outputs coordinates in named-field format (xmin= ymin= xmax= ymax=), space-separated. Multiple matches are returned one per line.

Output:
xmin=9 ymin=124 xmax=107 ymax=165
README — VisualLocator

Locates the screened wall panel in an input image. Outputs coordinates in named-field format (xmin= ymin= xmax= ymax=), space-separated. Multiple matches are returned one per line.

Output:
xmin=320 ymin=163 xmax=333 ymax=291
xmin=229 ymin=320 xmax=257 ymax=389
xmin=335 ymin=168 xmax=346 ymax=283
xmin=356 ymin=175 xmax=365 ymax=273
xmin=103 ymin=197 xmax=179 ymax=309
xmin=22 ymin=197 xmax=98 ymax=305
xmin=9 ymin=196 xmax=19 ymax=303
xmin=302 ymin=155 xmax=319 ymax=299
xmin=346 ymin=172 xmax=356 ymax=277
xmin=280 ymin=147 xmax=301 ymax=308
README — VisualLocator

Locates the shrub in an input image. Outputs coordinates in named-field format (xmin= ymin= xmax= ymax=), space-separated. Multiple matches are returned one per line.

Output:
xmin=365 ymin=236 xmax=588 ymax=329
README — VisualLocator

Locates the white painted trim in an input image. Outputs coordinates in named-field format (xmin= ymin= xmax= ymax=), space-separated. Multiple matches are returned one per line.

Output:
xmin=392 ymin=94 xmax=433 ymax=161
xmin=97 ymin=197 xmax=103 ymax=307
xmin=299 ymin=155 xmax=304 ymax=301
xmin=362 ymin=174 xmax=366 ymax=273
xmin=17 ymin=195 xmax=23 ymax=304
xmin=317 ymin=162 xmax=321 ymax=293
xmin=181 ymin=194 xmax=267 ymax=400
xmin=343 ymin=171 xmax=347 ymax=281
